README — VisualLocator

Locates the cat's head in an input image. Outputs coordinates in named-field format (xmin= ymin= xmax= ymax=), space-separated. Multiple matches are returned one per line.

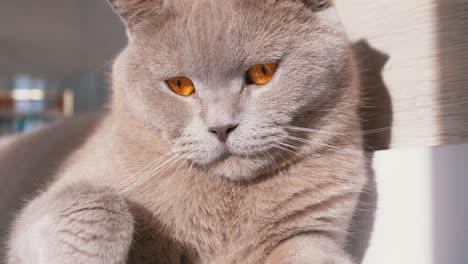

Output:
xmin=109 ymin=0 xmax=359 ymax=181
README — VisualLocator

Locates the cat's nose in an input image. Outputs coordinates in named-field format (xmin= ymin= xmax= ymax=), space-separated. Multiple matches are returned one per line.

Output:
xmin=209 ymin=124 xmax=238 ymax=143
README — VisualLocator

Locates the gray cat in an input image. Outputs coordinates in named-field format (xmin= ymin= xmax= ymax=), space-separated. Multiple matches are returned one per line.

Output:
xmin=1 ymin=0 xmax=367 ymax=263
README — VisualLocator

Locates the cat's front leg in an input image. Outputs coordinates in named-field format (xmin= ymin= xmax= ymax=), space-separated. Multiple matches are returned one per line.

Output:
xmin=7 ymin=182 xmax=134 ymax=264
xmin=265 ymin=234 xmax=354 ymax=264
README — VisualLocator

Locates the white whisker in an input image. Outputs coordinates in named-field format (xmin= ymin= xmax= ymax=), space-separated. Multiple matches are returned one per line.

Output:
xmin=119 ymin=150 xmax=178 ymax=188
xmin=122 ymin=153 xmax=184 ymax=194
xmin=279 ymin=134 xmax=341 ymax=152
xmin=135 ymin=154 xmax=188 ymax=196
xmin=270 ymin=143 xmax=297 ymax=155
xmin=176 ymin=162 xmax=194 ymax=202
xmin=263 ymin=150 xmax=285 ymax=177
xmin=281 ymin=125 xmax=390 ymax=136
xmin=278 ymin=141 xmax=300 ymax=150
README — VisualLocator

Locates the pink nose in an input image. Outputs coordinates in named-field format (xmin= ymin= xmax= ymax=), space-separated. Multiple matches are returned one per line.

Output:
xmin=208 ymin=124 xmax=238 ymax=143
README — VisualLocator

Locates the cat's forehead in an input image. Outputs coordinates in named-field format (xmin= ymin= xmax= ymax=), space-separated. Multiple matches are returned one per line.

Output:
xmin=135 ymin=0 xmax=315 ymax=45
xmin=130 ymin=0 xmax=320 ymax=76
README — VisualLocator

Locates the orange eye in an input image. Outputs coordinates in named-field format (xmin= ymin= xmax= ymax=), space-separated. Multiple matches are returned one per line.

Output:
xmin=166 ymin=77 xmax=195 ymax=96
xmin=246 ymin=62 xmax=278 ymax=85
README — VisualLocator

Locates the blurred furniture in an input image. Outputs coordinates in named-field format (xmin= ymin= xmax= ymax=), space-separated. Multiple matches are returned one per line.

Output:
xmin=0 ymin=0 xmax=126 ymax=123
xmin=0 ymin=88 xmax=74 ymax=135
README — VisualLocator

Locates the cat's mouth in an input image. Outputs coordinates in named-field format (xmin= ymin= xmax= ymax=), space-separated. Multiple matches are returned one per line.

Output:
xmin=195 ymin=147 xmax=296 ymax=181
xmin=190 ymin=142 xmax=297 ymax=180
xmin=179 ymin=133 xmax=301 ymax=180
xmin=210 ymin=137 xmax=295 ymax=164
xmin=219 ymin=145 xmax=266 ymax=161
xmin=211 ymin=147 xmax=242 ymax=163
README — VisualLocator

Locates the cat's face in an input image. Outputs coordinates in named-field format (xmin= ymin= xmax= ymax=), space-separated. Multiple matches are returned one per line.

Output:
xmin=111 ymin=0 xmax=356 ymax=181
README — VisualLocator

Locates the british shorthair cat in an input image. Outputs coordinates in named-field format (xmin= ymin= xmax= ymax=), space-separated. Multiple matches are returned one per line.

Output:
xmin=1 ymin=0 xmax=367 ymax=263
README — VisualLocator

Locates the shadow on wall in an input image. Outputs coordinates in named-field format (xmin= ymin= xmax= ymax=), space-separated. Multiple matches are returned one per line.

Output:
xmin=354 ymin=40 xmax=393 ymax=151
xmin=346 ymin=40 xmax=393 ymax=262
xmin=433 ymin=1 xmax=468 ymax=264
xmin=436 ymin=0 xmax=468 ymax=146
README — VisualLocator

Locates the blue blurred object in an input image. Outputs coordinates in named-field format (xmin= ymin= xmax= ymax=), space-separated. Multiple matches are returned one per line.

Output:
xmin=0 ymin=75 xmax=74 ymax=135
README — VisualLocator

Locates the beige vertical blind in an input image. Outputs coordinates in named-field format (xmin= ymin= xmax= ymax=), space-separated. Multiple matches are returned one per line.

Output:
xmin=335 ymin=0 xmax=468 ymax=149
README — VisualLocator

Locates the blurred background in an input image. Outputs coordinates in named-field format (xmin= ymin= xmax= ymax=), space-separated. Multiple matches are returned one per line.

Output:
xmin=0 ymin=0 xmax=126 ymax=135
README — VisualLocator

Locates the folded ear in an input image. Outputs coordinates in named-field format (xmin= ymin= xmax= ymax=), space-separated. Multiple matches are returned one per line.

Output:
xmin=300 ymin=0 xmax=332 ymax=11
xmin=107 ymin=0 xmax=166 ymax=26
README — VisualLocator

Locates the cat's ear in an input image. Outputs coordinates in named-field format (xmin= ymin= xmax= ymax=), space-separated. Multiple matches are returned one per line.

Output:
xmin=107 ymin=0 xmax=167 ymax=26
xmin=301 ymin=0 xmax=332 ymax=11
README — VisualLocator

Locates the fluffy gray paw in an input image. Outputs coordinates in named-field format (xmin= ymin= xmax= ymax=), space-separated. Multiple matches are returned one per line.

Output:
xmin=9 ymin=183 xmax=134 ymax=264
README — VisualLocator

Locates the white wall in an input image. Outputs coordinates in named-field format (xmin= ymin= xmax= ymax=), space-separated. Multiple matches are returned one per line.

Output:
xmin=335 ymin=0 xmax=468 ymax=149
xmin=364 ymin=144 xmax=468 ymax=264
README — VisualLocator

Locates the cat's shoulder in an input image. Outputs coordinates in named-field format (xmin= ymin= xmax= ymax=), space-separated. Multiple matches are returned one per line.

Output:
xmin=0 ymin=112 xmax=104 ymax=176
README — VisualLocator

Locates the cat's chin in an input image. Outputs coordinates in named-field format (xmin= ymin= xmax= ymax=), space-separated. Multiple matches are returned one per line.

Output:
xmin=202 ymin=154 xmax=273 ymax=182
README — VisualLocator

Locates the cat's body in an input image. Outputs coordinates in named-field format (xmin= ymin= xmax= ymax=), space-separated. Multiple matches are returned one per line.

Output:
xmin=2 ymin=0 xmax=367 ymax=263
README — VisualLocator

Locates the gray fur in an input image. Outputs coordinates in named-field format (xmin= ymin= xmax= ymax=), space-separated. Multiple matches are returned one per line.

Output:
xmin=3 ymin=0 xmax=366 ymax=263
